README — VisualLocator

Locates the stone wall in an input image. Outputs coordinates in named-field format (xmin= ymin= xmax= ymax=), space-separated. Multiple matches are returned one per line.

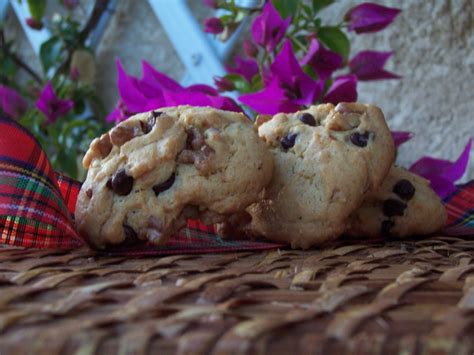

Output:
xmin=322 ymin=1 xmax=474 ymax=181
xmin=5 ymin=0 xmax=474 ymax=179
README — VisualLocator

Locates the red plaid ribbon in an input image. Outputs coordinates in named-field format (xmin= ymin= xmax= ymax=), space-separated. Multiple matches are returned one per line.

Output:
xmin=1 ymin=115 xmax=473 ymax=254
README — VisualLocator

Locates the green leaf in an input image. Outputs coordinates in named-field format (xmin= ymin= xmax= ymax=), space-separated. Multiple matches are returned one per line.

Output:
xmin=301 ymin=4 xmax=312 ymax=18
xmin=312 ymin=0 xmax=334 ymax=13
xmin=250 ymin=74 xmax=263 ymax=91
xmin=39 ymin=36 xmax=63 ymax=73
xmin=73 ymin=99 xmax=85 ymax=114
xmin=313 ymin=18 xmax=322 ymax=30
xmin=224 ymin=74 xmax=252 ymax=93
xmin=271 ymin=0 xmax=297 ymax=19
xmin=0 ymin=55 xmax=17 ymax=79
xmin=317 ymin=26 xmax=350 ymax=59
xmin=27 ymin=0 xmax=47 ymax=21
xmin=302 ymin=64 xmax=317 ymax=80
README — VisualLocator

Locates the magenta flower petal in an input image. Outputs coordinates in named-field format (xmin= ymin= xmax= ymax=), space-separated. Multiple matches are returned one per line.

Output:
xmin=140 ymin=60 xmax=182 ymax=92
xmin=323 ymin=75 xmax=358 ymax=104
xmin=441 ymin=139 xmax=472 ymax=181
xmin=36 ymin=82 xmax=74 ymax=123
xmin=268 ymin=40 xmax=300 ymax=83
xmin=203 ymin=17 xmax=224 ymax=34
xmin=116 ymin=60 xmax=153 ymax=112
xmin=0 ymin=85 xmax=27 ymax=120
xmin=345 ymin=2 xmax=401 ymax=34
xmin=219 ymin=97 xmax=242 ymax=112
xmin=239 ymin=40 xmax=322 ymax=114
xmin=226 ymin=56 xmax=259 ymax=82
xmin=301 ymin=39 xmax=343 ymax=80
xmin=269 ymin=40 xmax=323 ymax=105
xmin=106 ymin=106 xmax=123 ymax=123
xmin=350 ymin=51 xmax=400 ymax=81
xmin=391 ymin=131 xmax=412 ymax=148
xmin=426 ymin=176 xmax=457 ymax=199
xmin=410 ymin=139 xmax=472 ymax=198
xmin=251 ymin=1 xmax=290 ymax=52
xmin=186 ymin=84 xmax=220 ymax=96
xmin=110 ymin=59 xmax=242 ymax=122
xmin=239 ymin=79 xmax=300 ymax=115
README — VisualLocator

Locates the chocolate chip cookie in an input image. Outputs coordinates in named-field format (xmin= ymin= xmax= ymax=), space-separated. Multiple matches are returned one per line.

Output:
xmin=347 ymin=166 xmax=447 ymax=238
xmin=245 ymin=103 xmax=395 ymax=249
xmin=76 ymin=106 xmax=273 ymax=249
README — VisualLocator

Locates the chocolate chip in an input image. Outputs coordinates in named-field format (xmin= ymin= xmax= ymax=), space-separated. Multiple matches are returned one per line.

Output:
xmin=111 ymin=169 xmax=134 ymax=196
xmin=86 ymin=188 xmax=93 ymax=198
xmin=122 ymin=224 xmax=139 ymax=246
xmin=144 ymin=110 xmax=163 ymax=134
xmin=393 ymin=179 xmax=416 ymax=201
xmin=281 ymin=133 xmax=297 ymax=150
xmin=381 ymin=220 xmax=395 ymax=235
xmin=350 ymin=132 xmax=370 ymax=147
xmin=298 ymin=113 xmax=316 ymax=126
xmin=153 ymin=173 xmax=175 ymax=196
xmin=383 ymin=199 xmax=407 ymax=217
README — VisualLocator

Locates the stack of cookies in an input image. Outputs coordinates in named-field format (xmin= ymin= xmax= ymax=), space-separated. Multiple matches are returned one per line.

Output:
xmin=76 ymin=104 xmax=446 ymax=250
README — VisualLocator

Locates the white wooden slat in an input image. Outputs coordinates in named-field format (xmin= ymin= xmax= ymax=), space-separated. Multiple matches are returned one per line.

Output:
xmin=147 ymin=0 xmax=228 ymax=86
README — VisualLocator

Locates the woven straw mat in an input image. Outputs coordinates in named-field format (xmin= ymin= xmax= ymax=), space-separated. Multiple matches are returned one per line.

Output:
xmin=0 ymin=235 xmax=473 ymax=354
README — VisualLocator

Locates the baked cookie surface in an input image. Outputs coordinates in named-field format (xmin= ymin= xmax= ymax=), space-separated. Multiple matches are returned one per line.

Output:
xmin=347 ymin=166 xmax=447 ymax=238
xmin=246 ymin=103 xmax=395 ymax=249
xmin=76 ymin=106 xmax=273 ymax=249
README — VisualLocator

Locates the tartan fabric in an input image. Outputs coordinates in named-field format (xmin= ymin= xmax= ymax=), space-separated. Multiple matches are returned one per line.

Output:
xmin=444 ymin=180 xmax=474 ymax=235
xmin=0 ymin=113 xmax=473 ymax=254
xmin=0 ymin=116 xmax=82 ymax=248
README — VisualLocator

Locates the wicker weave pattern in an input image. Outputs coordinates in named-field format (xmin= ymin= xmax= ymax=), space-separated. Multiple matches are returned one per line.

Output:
xmin=0 ymin=236 xmax=473 ymax=354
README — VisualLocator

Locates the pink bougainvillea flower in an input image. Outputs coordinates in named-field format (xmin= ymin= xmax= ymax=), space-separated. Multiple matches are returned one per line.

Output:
xmin=323 ymin=75 xmax=358 ymax=104
xmin=214 ymin=76 xmax=235 ymax=91
xmin=203 ymin=17 xmax=224 ymax=34
xmin=239 ymin=40 xmax=322 ymax=114
xmin=26 ymin=17 xmax=43 ymax=30
xmin=345 ymin=3 xmax=401 ymax=34
xmin=108 ymin=59 xmax=241 ymax=123
xmin=243 ymin=39 xmax=258 ymax=58
xmin=36 ymin=82 xmax=74 ymax=123
xmin=349 ymin=51 xmax=400 ymax=81
xmin=391 ymin=131 xmax=412 ymax=148
xmin=301 ymin=39 xmax=343 ymax=80
xmin=251 ymin=1 xmax=290 ymax=52
xmin=226 ymin=56 xmax=259 ymax=82
xmin=410 ymin=139 xmax=472 ymax=198
xmin=0 ymin=85 xmax=27 ymax=120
